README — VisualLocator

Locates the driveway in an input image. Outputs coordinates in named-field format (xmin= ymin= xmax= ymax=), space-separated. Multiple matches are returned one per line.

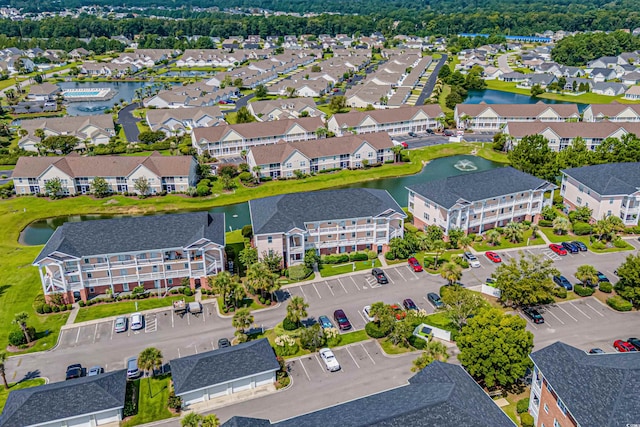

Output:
xmin=497 ymin=54 xmax=513 ymax=74
xmin=0 ymin=169 xmax=12 ymax=185
xmin=415 ymin=54 xmax=448 ymax=106
xmin=117 ymin=103 xmax=141 ymax=143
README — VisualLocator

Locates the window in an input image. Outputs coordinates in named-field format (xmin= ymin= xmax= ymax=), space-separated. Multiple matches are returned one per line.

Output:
xmin=87 ymin=273 xmax=92 ymax=279
xmin=168 ymin=279 xmax=173 ymax=285
xmin=610 ymin=198 xmax=614 ymax=204
xmin=285 ymin=163 xmax=292 ymax=168
xmin=184 ymin=263 xmax=189 ymax=269
xmin=554 ymin=420 xmax=562 ymax=427
xmin=267 ymin=236 xmax=273 ymax=244
xmin=544 ymin=404 xmax=549 ymax=414
xmin=576 ymin=197 xmax=582 ymax=205
xmin=578 ymin=185 xmax=584 ymax=192
xmin=123 ymin=283 xmax=129 ymax=291
xmin=300 ymin=161 xmax=306 ymax=167
xmin=424 ymin=201 xmax=431 ymax=208
xmin=557 ymin=400 xmax=567 ymax=415
xmin=355 ymin=153 xmax=361 ymax=159
xmin=423 ymin=212 xmax=430 ymax=220
xmin=89 ymin=287 xmax=95 ymax=294
xmin=607 ymin=210 xmax=612 ymax=216
xmin=166 ymin=265 xmax=172 ymax=271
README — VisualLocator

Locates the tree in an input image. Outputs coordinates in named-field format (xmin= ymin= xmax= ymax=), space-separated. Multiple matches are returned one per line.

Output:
xmin=391 ymin=145 xmax=403 ymax=162
xmin=138 ymin=347 xmax=163 ymax=378
xmin=209 ymin=271 xmax=234 ymax=306
xmin=387 ymin=320 xmax=413 ymax=347
xmin=447 ymin=228 xmax=464 ymax=248
xmin=503 ymin=221 xmax=524 ymax=243
xmin=575 ymin=264 xmax=599 ymax=286
xmin=238 ymin=244 xmax=258 ymax=268
xmin=232 ymin=308 xmax=254 ymax=334
xmin=255 ymin=84 xmax=267 ymax=99
xmin=133 ymin=177 xmax=150 ymax=197
xmin=221 ymin=175 xmax=236 ymax=191
xmin=299 ymin=323 xmax=326 ymax=351
xmin=90 ymin=177 xmax=110 ymax=197
xmin=12 ymin=312 xmax=31 ymax=344
xmin=286 ymin=295 xmax=309 ymax=326
xmin=260 ymin=250 xmax=283 ymax=274
xmin=329 ymin=95 xmax=346 ymax=113
xmin=427 ymin=239 xmax=446 ymax=268
xmin=457 ymin=307 xmax=533 ymax=389
xmin=411 ymin=341 xmax=449 ymax=372
xmin=593 ymin=215 xmax=624 ymax=242
xmin=200 ymin=414 xmax=220 ymax=427
xmin=615 ymin=253 xmax=640 ymax=305
xmin=541 ymin=205 xmax=558 ymax=221
xmin=0 ymin=352 xmax=8 ymax=389
xmin=304 ymin=249 xmax=320 ymax=269
xmin=552 ymin=216 xmax=570 ymax=235
xmin=181 ymin=412 xmax=202 ymax=427
xmin=492 ymin=252 xmax=558 ymax=307
xmin=44 ymin=177 xmax=63 ymax=199
xmin=507 ymin=134 xmax=556 ymax=181
xmin=369 ymin=302 xmax=395 ymax=333
xmin=233 ymin=78 xmax=243 ymax=88
xmin=440 ymin=261 xmax=462 ymax=285
xmin=40 ymin=135 xmax=78 ymax=155
xmin=246 ymin=262 xmax=278 ymax=300
xmin=138 ymin=130 xmax=166 ymax=144
xmin=441 ymin=285 xmax=485 ymax=330
xmin=569 ymin=205 xmax=593 ymax=223
xmin=315 ymin=127 xmax=328 ymax=139
xmin=235 ymin=106 xmax=255 ymax=124
xmin=530 ymin=84 xmax=545 ymax=96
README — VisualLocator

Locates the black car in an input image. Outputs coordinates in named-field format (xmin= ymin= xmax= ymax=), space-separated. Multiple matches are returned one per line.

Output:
xmin=561 ymin=241 xmax=579 ymax=254
xmin=65 ymin=364 xmax=84 ymax=380
xmin=427 ymin=292 xmax=444 ymax=309
xmin=553 ymin=275 xmax=573 ymax=291
xmin=572 ymin=241 xmax=588 ymax=251
xmin=403 ymin=298 xmax=418 ymax=311
xmin=443 ymin=129 xmax=455 ymax=136
xmin=425 ymin=128 xmax=435 ymax=134
xmin=597 ymin=271 xmax=610 ymax=283
xmin=627 ymin=337 xmax=640 ymax=351
xmin=408 ymin=131 xmax=418 ymax=137
xmin=333 ymin=309 xmax=352 ymax=331
xmin=522 ymin=307 xmax=544 ymax=324
xmin=217 ymin=338 xmax=231 ymax=348
xmin=371 ymin=268 xmax=388 ymax=284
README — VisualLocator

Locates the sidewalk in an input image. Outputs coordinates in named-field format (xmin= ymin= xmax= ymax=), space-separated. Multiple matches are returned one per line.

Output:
xmin=65 ymin=304 xmax=80 ymax=325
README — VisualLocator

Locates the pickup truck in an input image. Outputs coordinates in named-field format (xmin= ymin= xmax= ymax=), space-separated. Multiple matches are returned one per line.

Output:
xmin=173 ymin=300 xmax=202 ymax=317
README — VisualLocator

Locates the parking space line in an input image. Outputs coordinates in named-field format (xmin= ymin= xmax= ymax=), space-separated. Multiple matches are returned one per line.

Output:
xmin=187 ymin=313 xmax=190 ymax=325
xmin=361 ymin=343 xmax=376 ymax=364
xmin=298 ymin=359 xmax=311 ymax=381
xmin=312 ymin=283 xmax=322 ymax=299
xmin=522 ymin=316 xmax=538 ymax=330
xmin=584 ymin=301 xmax=605 ymax=317
xmin=75 ymin=327 xmax=81 ymax=344
xmin=177 ymin=348 xmax=181 ymax=358
xmin=409 ymin=269 xmax=419 ymax=280
xmin=555 ymin=305 xmax=578 ymax=322
xmin=194 ymin=346 xmax=198 ymax=354
xmin=395 ymin=268 xmax=407 ymax=282
xmin=569 ymin=302 xmax=591 ymax=320
xmin=358 ymin=310 xmax=368 ymax=325
xmin=299 ymin=285 xmax=308 ymax=300
xmin=349 ymin=276 xmax=360 ymax=292
xmin=546 ymin=310 xmax=566 ymax=325
xmin=337 ymin=278 xmax=348 ymax=294
xmin=346 ymin=347 xmax=360 ymax=368
xmin=314 ymin=354 xmax=327 ymax=374
xmin=325 ymin=281 xmax=335 ymax=297
xmin=110 ymin=321 xmax=114 ymax=340
xmin=171 ymin=310 xmax=174 ymax=328
xmin=93 ymin=324 xmax=98 ymax=343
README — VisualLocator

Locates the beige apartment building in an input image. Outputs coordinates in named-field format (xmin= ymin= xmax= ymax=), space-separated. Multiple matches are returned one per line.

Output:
xmin=327 ymin=105 xmax=444 ymax=137
xmin=454 ymin=103 xmax=579 ymax=131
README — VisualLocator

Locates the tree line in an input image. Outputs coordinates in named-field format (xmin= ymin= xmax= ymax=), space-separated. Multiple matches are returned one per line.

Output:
xmin=551 ymin=31 xmax=640 ymax=66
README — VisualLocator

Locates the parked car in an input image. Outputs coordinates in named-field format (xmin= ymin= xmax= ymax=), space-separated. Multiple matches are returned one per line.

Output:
xmin=485 ymin=251 xmax=502 ymax=263
xmin=597 ymin=271 xmax=610 ymax=283
xmin=319 ymin=348 xmax=341 ymax=372
xmin=553 ymin=275 xmax=573 ymax=291
xmin=87 ymin=366 xmax=104 ymax=376
xmin=114 ymin=316 xmax=128 ymax=333
xmin=549 ymin=244 xmax=567 ymax=256
xmin=443 ymin=129 xmax=455 ymax=136
xmin=613 ymin=340 xmax=637 ymax=352
xmin=463 ymin=251 xmax=481 ymax=268
xmin=372 ymin=268 xmax=388 ymax=284
xmin=130 ymin=312 xmax=144 ymax=331
xmin=217 ymin=338 xmax=231 ymax=348
xmin=400 ymin=141 xmax=408 ymax=149
xmin=403 ymin=298 xmax=418 ymax=311
xmin=126 ymin=357 xmax=140 ymax=379
xmin=588 ymin=348 xmax=605 ymax=354
xmin=408 ymin=131 xmax=417 ymax=137
xmin=427 ymin=292 xmax=444 ymax=309
xmin=425 ymin=128 xmax=435 ymax=134
xmin=627 ymin=337 xmax=640 ymax=351
xmin=363 ymin=305 xmax=375 ymax=322
xmin=65 ymin=364 xmax=84 ymax=380
xmin=572 ymin=241 xmax=588 ymax=251
xmin=561 ymin=241 xmax=579 ymax=254
xmin=407 ymin=257 xmax=423 ymax=272
xmin=333 ymin=309 xmax=352 ymax=331
xmin=522 ymin=307 xmax=544 ymax=324
xmin=390 ymin=304 xmax=406 ymax=320
xmin=318 ymin=315 xmax=334 ymax=329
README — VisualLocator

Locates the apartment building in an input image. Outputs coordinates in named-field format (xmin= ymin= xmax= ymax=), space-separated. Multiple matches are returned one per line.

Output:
xmin=407 ymin=167 xmax=555 ymax=235
xmin=560 ymin=162 xmax=640 ymax=226
xmin=528 ymin=342 xmax=639 ymax=427
xmin=145 ymin=106 xmax=225 ymax=136
xmin=249 ymin=188 xmax=405 ymax=267
xmin=247 ymin=98 xmax=325 ymax=121
xmin=191 ymin=117 xmax=323 ymax=158
xmin=327 ymin=105 xmax=444 ymax=136
xmin=33 ymin=212 xmax=225 ymax=303
xmin=582 ymin=103 xmax=640 ymax=121
xmin=18 ymin=114 xmax=115 ymax=152
xmin=454 ymin=103 xmax=579 ymax=131
xmin=12 ymin=153 xmax=198 ymax=196
xmin=246 ymin=132 xmax=395 ymax=179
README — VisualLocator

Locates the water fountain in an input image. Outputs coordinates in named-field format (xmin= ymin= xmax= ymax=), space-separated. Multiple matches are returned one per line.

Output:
xmin=453 ymin=159 xmax=478 ymax=171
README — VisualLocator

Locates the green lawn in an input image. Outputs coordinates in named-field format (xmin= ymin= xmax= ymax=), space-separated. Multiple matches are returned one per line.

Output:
xmin=74 ymin=295 xmax=195 ymax=323
xmin=438 ymin=85 xmax=452 ymax=113
xmin=539 ymin=227 xmax=634 ymax=252
xmin=216 ymin=295 xmax=264 ymax=312
xmin=379 ymin=339 xmax=413 ymax=354
xmin=226 ymin=229 xmax=245 ymax=244
xmin=473 ymin=229 xmax=543 ymax=252
xmin=0 ymin=378 xmax=46 ymax=412
xmin=319 ymin=259 xmax=381 ymax=278
xmin=338 ymin=329 xmax=369 ymax=346
xmin=423 ymin=311 xmax=458 ymax=339
xmin=122 ymin=375 xmax=175 ymax=427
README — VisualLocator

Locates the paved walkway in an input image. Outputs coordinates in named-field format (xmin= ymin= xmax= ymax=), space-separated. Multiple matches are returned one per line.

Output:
xmin=65 ymin=304 xmax=80 ymax=325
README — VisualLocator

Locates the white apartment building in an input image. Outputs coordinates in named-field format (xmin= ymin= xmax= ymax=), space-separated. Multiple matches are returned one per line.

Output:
xmin=582 ymin=103 xmax=640 ymax=121
xmin=454 ymin=103 xmax=579 ymax=131
xmin=327 ymin=105 xmax=444 ymax=136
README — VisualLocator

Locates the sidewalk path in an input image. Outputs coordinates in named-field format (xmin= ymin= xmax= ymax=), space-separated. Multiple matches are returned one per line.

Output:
xmin=65 ymin=304 xmax=80 ymax=325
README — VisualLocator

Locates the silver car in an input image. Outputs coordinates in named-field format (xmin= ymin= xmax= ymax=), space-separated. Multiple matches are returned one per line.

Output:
xmin=114 ymin=316 xmax=127 ymax=333
xmin=130 ymin=312 xmax=143 ymax=331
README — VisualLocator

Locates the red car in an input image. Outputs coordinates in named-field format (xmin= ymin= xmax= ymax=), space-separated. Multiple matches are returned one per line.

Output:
xmin=485 ymin=251 xmax=502 ymax=263
xmin=400 ymin=141 xmax=408 ymax=149
xmin=613 ymin=340 xmax=637 ymax=352
xmin=390 ymin=304 xmax=407 ymax=320
xmin=549 ymin=244 xmax=567 ymax=256
xmin=408 ymin=257 xmax=423 ymax=272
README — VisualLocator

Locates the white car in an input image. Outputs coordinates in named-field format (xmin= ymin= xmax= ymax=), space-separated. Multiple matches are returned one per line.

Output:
xmin=319 ymin=348 xmax=341 ymax=372
xmin=130 ymin=312 xmax=144 ymax=331
xmin=464 ymin=252 xmax=481 ymax=268
xmin=363 ymin=305 xmax=375 ymax=322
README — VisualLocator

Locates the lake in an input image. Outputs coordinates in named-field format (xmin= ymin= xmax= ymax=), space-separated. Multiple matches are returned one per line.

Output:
xmin=465 ymin=89 xmax=588 ymax=112
xmin=20 ymin=154 xmax=504 ymax=245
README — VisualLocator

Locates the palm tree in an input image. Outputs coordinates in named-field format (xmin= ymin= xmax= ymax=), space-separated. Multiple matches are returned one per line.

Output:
xmin=391 ymin=145 xmax=403 ymax=162
xmin=411 ymin=340 xmax=449 ymax=372
xmin=315 ymin=126 xmax=328 ymax=139
xmin=427 ymin=239 xmax=446 ymax=268
xmin=440 ymin=262 xmax=462 ymax=285
xmin=232 ymin=308 xmax=254 ymax=334
xmin=12 ymin=312 xmax=31 ymax=343
xmin=0 ymin=352 xmax=8 ymax=389
xmin=552 ymin=216 xmax=570 ymax=235
xmin=209 ymin=271 xmax=233 ymax=307
xmin=252 ymin=165 xmax=262 ymax=183
xmin=458 ymin=235 xmax=473 ymax=250
xmin=200 ymin=414 xmax=220 ymax=427
xmin=286 ymin=295 xmax=309 ymax=325
xmin=138 ymin=347 xmax=163 ymax=377
xmin=246 ymin=262 xmax=277 ymax=300
xmin=503 ymin=221 xmax=524 ymax=243
xmin=575 ymin=265 xmax=599 ymax=286
xmin=181 ymin=412 xmax=202 ymax=427
xmin=486 ymin=229 xmax=501 ymax=246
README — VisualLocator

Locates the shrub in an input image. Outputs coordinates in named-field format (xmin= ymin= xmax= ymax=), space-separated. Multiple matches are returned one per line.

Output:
xmin=574 ymin=285 xmax=595 ymax=297
xmin=607 ymin=295 xmax=633 ymax=311
xmin=43 ymin=304 xmax=53 ymax=313
xmin=241 ymin=225 xmax=253 ymax=239
xmin=52 ymin=305 xmax=60 ymax=312
xmin=598 ymin=282 xmax=613 ymax=293
xmin=385 ymin=252 xmax=395 ymax=260
xmin=365 ymin=321 xmax=391 ymax=338
xmin=238 ymin=172 xmax=253 ymax=183
xmin=35 ymin=304 xmax=45 ymax=314
xmin=552 ymin=286 xmax=567 ymax=299
xmin=572 ymin=222 xmax=592 ymax=235
xmin=349 ymin=252 xmax=368 ymax=262
xmin=517 ymin=398 xmax=530 ymax=413
xmin=78 ymin=300 xmax=86 ymax=307
xmin=288 ymin=264 xmax=311 ymax=280
xmin=408 ymin=335 xmax=426 ymax=349
xmin=367 ymin=250 xmax=378 ymax=260
xmin=453 ymin=256 xmax=469 ymax=269
xmin=282 ymin=317 xmax=299 ymax=331
xmin=404 ymin=223 xmax=419 ymax=234
xmin=538 ymin=219 xmax=553 ymax=227
xmin=183 ymin=287 xmax=193 ymax=296
xmin=66 ymin=304 xmax=72 ymax=310
xmin=196 ymin=184 xmax=211 ymax=197
xmin=613 ymin=238 xmax=628 ymax=248
xmin=591 ymin=241 xmax=606 ymax=250
xmin=167 ymin=391 xmax=182 ymax=411
xmin=8 ymin=329 xmax=27 ymax=346
xmin=520 ymin=412 xmax=534 ymax=427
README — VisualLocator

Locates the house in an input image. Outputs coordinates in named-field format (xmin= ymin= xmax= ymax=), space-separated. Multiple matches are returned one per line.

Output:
xmin=454 ymin=103 xmax=579 ymax=131
xmin=521 ymin=73 xmax=556 ymax=88
xmin=247 ymin=132 xmax=395 ymax=179
xmin=560 ymin=163 xmax=640 ymax=226
xmin=249 ymin=188 xmax=406 ymax=266
xmin=222 ymin=361 xmax=515 ymax=427
xmin=591 ymin=82 xmax=627 ymax=96
xmin=247 ymin=98 xmax=325 ymax=121
xmin=587 ymin=56 xmax=622 ymax=69
xmin=328 ymin=105 xmax=444 ymax=136
xmin=528 ymin=341 xmax=640 ymax=427
xmin=499 ymin=72 xmax=527 ymax=82
xmin=27 ymin=82 xmax=60 ymax=101
xmin=112 ymin=49 xmax=173 ymax=68
xmin=191 ymin=117 xmax=323 ymax=158
xmin=170 ymin=338 xmax=279 ymax=408
xmin=268 ymin=78 xmax=329 ymax=97
xmin=583 ymin=103 xmax=640 ymax=121
xmin=68 ymin=47 xmax=90 ymax=59
xmin=12 ymin=152 xmax=198 ymax=196
xmin=344 ymin=82 xmax=394 ymax=109
xmin=18 ymin=115 xmax=115 ymax=152
xmin=145 ymin=106 xmax=225 ymax=136
xmin=407 ymin=167 xmax=555 ymax=235
xmin=624 ymin=85 xmax=640 ymax=100
xmin=0 ymin=370 xmax=127 ymax=427
xmin=589 ymin=68 xmax=617 ymax=82
xmin=32 ymin=211 xmax=225 ymax=303
xmin=622 ymin=71 xmax=640 ymax=85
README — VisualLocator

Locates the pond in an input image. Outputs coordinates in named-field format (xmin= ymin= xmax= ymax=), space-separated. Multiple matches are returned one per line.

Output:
xmin=464 ymin=89 xmax=589 ymax=112
xmin=56 ymin=81 xmax=175 ymax=116
xmin=20 ymin=154 xmax=504 ymax=245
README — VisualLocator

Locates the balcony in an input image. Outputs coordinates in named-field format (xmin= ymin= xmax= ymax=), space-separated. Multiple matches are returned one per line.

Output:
xmin=81 ymin=262 xmax=109 ymax=271
xmin=85 ymin=277 xmax=113 ymax=287
xmin=165 ymin=269 xmax=190 ymax=279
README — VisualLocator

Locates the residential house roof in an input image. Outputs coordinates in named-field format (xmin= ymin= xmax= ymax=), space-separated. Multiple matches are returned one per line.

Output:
xmin=250 ymin=188 xmax=405 ymax=235
xmin=34 ymin=211 xmax=225 ymax=263
xmin=192 ymin=117 xmax=323 ymax=143
xmin=505 ymin=120 xmax=640 ymax=139
xmin=19 ymin=114 xmax=114 ymax=144
xmin=0 ymin=370 xmax=127 ymax=427
xmin=170 ymin=339 xmax=280 ymax=396
xmin=28 ymin=82 xmax=60 ymax=96
xmin=455 ymin=102 xmax=579 ymax=118
xmin=585 ymin=103 xmax=640 ymax=118
xmin=330 ymin=105 xmax=444 ymax=128
xmin=222 ymin=362 xmax=515 ymax=427
xmin=407 ymin=167 xmax=553 ymax=209
xmin=145 ymin=106 xmax=225 ymax=132
xmin=248 ymin=98 xmax=324 ymax=121
xmin=561 ymin=162 xmax=640 ymax=195
xmin=530 ymin=341 xmax=640 ymax=427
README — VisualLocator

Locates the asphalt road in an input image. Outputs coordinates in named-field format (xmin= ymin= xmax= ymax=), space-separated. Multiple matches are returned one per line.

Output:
xmin=117 ymin=103 xmax=141 ymax=143
xmin=0 ymin=169 xmax=12 ymax=185
xmin=415 ymin=53 xmax=448 ymax=106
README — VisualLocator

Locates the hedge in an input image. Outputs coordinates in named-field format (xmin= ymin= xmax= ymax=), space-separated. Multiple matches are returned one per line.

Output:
xmin=365 ymin=321 xmax=390 ymax=338
xmin=520 ymin=413 xmax=534 ymax=427
xmin=607 ymin=295 xmax=633 ymax=311
xmin=349 ymin=252 xmax=369 ymax=262
xmin=323 ymin=254 xmax=350 ymax=264
xmin=572 ymin=221 xmax=592 ymax=235
xmin=282 ymin=317 xmax=299 ymax=331
xmin=408 ymin=334 xmax=426 ymax=349
xmin=598 ymin=282 xmax=613 ymax=293
xmin=538 ymin=220 xmax=553 ymax=227
xmin=516 ymin=398 xmax=530 ymax=414
xmin=552 ymin=286 xmax=567 ymax=299
xmin=288 ymin=264 xmax=311 ymax=281
xmin=574 ymin=285 xmax=595 ymax=297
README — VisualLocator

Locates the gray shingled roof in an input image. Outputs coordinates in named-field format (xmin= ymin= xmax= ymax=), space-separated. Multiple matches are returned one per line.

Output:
xmin=530 ymin=341 xmax=640 ymax=427
xmin=249 ymin=188 xmax=405 ymax=235
xmin=170 ymin=338 xmax=280 ymax=396
xmin=222 ymin=362 xmax=514 ymax=427
xmin=407 ymin=167 xmax=553 ymax=209
xmin=0 ymin=370 xmax=127 ymax=427
xmin=562 ymin=162 xmax=640 ymax=196
xmin=34 ymin=212 xmax=225 ymax=264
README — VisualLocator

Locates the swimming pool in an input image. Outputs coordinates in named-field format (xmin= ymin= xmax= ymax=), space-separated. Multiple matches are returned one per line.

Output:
xmin=61 ymin=88 xmax=112 ymax=99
